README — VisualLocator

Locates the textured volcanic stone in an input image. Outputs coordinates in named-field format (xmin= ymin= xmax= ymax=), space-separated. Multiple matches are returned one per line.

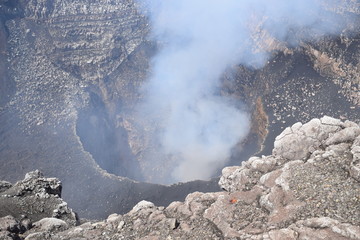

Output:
xmin=272 ymin=116 xmax=343 ymax=160
xmin=0 ymin=170 xmax=78 ymax=226
xmin=31 ymin=218 xmax=69 ymax=233
xmin=0 ymin=216 xmax=21 ymax=233
xmin=2 ymin=117 xmax=358 ymax=239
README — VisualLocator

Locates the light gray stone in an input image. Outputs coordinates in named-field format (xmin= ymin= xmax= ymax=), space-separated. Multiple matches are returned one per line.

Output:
xmin=0 ymin=215 xmax=20 ymax=233
xmin=32 ymin=218 xmax=68 ymax=232
xmin=129 ymin=200 xmax=155 ymax=214
xmin=325 ymin=127 xmax=360 ymax=146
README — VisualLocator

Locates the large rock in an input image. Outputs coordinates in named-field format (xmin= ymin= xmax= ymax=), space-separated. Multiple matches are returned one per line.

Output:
xmin=0 ymin=182 xmax=12 ymax=193
xmin=0 ymin=170 xmax=78 ymax=226
xmin=0 ymin=216 xmax=21 ymax=234
xmin=31 ymin=218 xmax=68 ymax=233
xmin=272 ymin=116 xmax=343 ymax=160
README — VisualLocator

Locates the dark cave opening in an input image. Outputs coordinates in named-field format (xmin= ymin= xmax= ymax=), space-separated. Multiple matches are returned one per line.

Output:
xmin=76 ymin=92 xmax=144 ymax=181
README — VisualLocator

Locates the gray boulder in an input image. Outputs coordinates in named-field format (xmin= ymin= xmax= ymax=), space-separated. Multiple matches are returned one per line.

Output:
xmin=0 ymin=170 xmax=78 ymax=226
xmin=31 ymin=218 xmax=68 ymax=232
xmin=0 ymin=216 xmax=21 ymax=233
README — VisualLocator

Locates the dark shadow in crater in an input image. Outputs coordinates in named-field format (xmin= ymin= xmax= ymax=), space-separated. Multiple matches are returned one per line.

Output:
xmin=76 ymin=92 xmax=144 ymax=181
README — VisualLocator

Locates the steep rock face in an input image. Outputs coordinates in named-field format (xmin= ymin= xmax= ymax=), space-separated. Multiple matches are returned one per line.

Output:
xmin=0 ymin=170 xmax=78 ymax=240
xmin=0 ymin=0 xmax=221 ymax=219
xmin=1 ymin=117 xmax=359 ymax=239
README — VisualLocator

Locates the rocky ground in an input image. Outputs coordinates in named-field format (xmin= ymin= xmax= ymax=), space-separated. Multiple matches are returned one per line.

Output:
xmin=0 ymin=0 xmax=359 ymax=222
xmin=0 ymin=116 xmax=359 ymax=239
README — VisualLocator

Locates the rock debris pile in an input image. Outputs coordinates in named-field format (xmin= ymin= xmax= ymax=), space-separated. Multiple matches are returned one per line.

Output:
xmin=0 ymin=116 xmax=359 ymax=239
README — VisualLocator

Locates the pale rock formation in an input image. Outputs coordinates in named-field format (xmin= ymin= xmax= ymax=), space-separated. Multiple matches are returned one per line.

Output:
xmin=1 ymin=117 xmax=359 ymax=239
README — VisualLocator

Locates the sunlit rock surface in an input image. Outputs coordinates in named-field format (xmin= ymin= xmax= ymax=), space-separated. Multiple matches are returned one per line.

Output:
xmin=0 ymin=117 xmax=359 ymax=239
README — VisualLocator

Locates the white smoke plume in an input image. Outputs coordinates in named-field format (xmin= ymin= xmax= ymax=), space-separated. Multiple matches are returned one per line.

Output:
xmin=136 ymin=0 xmax=351 ymax=183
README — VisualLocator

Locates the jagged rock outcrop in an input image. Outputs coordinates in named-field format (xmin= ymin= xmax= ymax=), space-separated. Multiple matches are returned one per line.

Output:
xmin=0 ymin=170 xmax=78 ymax=227
xmin=0 ymin=170 xmax=78 ymax=239
xmin=1 ymin=116 xmax=359 ymax=239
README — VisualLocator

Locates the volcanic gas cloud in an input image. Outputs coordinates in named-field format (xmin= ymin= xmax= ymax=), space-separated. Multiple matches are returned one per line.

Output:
xmin=135 ymin=0 xmax=351 ymax=183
